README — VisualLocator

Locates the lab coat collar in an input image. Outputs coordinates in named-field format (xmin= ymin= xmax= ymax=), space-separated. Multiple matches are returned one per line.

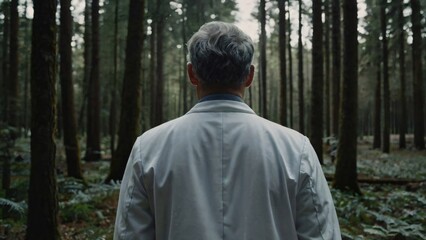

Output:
xmin=186 ymin=100 xmax=256 ymax=115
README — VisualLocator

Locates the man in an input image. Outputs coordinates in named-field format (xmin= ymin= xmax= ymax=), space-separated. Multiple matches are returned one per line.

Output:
xmin=114 ymin=21 xmax=341 ymax=240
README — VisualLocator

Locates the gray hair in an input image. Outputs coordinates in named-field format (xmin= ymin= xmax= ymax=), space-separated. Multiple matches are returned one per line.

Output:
xmin=187 ymin=21 xmax=254 ymax=88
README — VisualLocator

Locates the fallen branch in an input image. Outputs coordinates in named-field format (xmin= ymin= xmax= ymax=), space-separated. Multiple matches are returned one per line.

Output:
xmin=325 ymin=174 xmax=426 ymax=185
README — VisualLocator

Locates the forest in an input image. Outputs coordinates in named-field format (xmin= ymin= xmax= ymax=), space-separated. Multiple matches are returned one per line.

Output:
xmin=0 ymin=0 xmax=425 ymax=239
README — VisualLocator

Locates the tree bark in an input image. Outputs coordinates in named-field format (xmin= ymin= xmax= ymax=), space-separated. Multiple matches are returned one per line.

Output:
xmin=78 ymin=0 xmax=91 ymax=133
xmin=331 ymin=0 xmax=341 ymax=138
xmin=324 ymin=0 xmax=331 ymax=137
xmin=372 ymin=0 xmax=382 ymax=149
xmin=333 ymin=0 xmax=361 ymax=194
xmin=149 ymin=18 xmax=157 ymax=128
xmin=86 ymin=0 xmax=101 ymax=161
xmin=259 ymin=0 xmax=268 ymax=118
xmin=8 ymin=0 xmax=19 ymax=128
xmin=106 ymin=0 xmax=144 ymax=182
xmin=154 ymin=0 xmax=165 ymax=126
xmin=373 ymin=42 xmax=382 ymax=149
xmin=381 ymin=0 xmax=390 ymax=153
xmin=1 ymin=1 xmax=10 ymax=123
xmin=59 ymin=0 xmax=84 ymax=180
xmin=311 ymin=0 xmax=324 ymax=164
xmin=398 ymin=0 xmax=407 ymax=149
xmin=297 ymin=0 xmax=304 ymax=134
xmin=23 ymin=0 xmax=31 ymax=135
xmin=109 ymin=0 xmax=119 ymax=157
xmin=287 ymin=0 xmax=293 ymax=128
xmin=411 ymin=0 xmax=425 ymax=150
xmin=26 ymin=0 xmax=60 ymax=238
xmin=278 ymin=0 xmax=287 ymax=126
xmin=181 ymin=5 xmax=188 ymax=114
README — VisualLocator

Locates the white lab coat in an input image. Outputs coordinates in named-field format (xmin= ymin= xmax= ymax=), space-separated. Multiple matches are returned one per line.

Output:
xmin=114 ymin=99 xmax=341 ymax=240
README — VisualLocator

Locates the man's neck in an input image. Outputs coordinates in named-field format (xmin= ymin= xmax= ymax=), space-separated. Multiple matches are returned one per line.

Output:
xmin=197 ymin=86 xmax=244 ymax=100
xmin=199 ymin=93 xmax=243 ymax=103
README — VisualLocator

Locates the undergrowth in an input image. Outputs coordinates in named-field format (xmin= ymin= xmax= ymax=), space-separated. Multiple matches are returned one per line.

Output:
xmin=332 ymin=184 xmax=426 ymax=239
xmin=324 ymin=140 xmax=426 ymax=239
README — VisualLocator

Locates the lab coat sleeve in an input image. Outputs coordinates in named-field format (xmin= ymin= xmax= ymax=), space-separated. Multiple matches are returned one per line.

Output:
xmin=114 ymin=137 xmax=155 ymax=240
xmin=295 ymin=137 xmax=341 ymax=240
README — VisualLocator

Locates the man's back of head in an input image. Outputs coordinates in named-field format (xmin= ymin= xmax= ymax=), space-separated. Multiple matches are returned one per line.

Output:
xmin=187 ymin=21 xmax=254 ymax=90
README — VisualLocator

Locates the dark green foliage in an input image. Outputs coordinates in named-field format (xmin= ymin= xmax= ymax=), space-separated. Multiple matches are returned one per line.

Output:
xmin=0 ymin=198 xmax=26 ymax=218
xmin=325 ymin=143 xmax=426 ymax=239
xmin=60 ymin=203 xmax=93 ymax=223
xmin=332 ymin=185 xmax=426 ymax=239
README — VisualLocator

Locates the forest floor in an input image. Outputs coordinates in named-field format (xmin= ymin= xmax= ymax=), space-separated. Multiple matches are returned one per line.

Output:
xmin=323 ymin=136 xmax=426 ymax=239
xmin=0 ymin=135 xmax=425 ymax=239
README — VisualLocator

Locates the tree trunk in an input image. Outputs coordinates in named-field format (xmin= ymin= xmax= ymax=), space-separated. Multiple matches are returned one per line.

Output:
xmin=381 ymin=0 xmax=390 ymax=153
xmin=78 ymin=0 xmax=91 ymax=134
xmin=86 ymin=0 xmax=101 ymax=161
xmin=149 ymin=19 xmax=157 ymax=128
xmin=278 ymin=0 xmax=287 ymax=126
xmin=297 ymin=0 xmax=304 ymax=134
xmin=411 ymin=0 xmax=425 ymax=150
xmin=106 ymin=0 xmax=144 ymax=182
xmin=331 ymin=0 xmax=341 ymax=138
xmin=1 ymin=129 xmax=12 ymax=218
xmin=311 ymin=0 xmax=324 ymax=164
xmin=181 ymin=5 xmax=188 ymax=114
xmin=259 ymin=0 xmax=268 ymax=118
xmin=26 ymin=0 xmax=60 ymax=238
xmin=324 ymin=0 xmax=331 ymax=137
xmin=398 ymin=0 xmax=407 ymax=149
xmin=8 ymin=0 xmax=19 ymax=128
xmin=373 ymin=48 xmax=382 ymax=149
xmin=57 ymin=83 xmax=63 ymax=139
xmin=287 ymin=0 xmax=293 ymax=128
xmin=154 ymin=0 xmax=165 ymax=126
xmin=333 ymin=0 xmax=361 ymax=194
xmin=59 ymin=0 xmax=84 ymax=180
xmin=1 ymin=1 xmax=10 ymax=123
xmin=23 ymin=0 xmax=31 ymax=136
xmin=109 ymin=0 xmax=119 ymax=157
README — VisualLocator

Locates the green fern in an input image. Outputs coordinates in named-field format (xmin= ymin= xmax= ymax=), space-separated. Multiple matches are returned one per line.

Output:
xmin=0 ymin=197 xmax=27 ymax=216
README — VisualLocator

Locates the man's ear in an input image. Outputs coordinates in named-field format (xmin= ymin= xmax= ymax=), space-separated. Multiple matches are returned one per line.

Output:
xmin=187 ymin=63 xmax=199 ymax=86
xmin=244 ymin=65 xmax=255 ymax=87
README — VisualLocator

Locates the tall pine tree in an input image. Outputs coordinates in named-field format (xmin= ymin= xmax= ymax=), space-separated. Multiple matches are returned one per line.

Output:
xmin=311 ymin=0 xmax=324 ymax=164
xmin=411 ymin=0 xmax=425 ymax=150
xmin=106 ymin=0 xmax=145 ymax=181
xmin=59 ymin=0 xmax=84 ymax=179
xmin=26 ymin=0 xmax=60 ymax=238
xmin=86 ymin=0 xmax=101 ymax=161
xmin=333 ymin=0 xmax=361 ymax=194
